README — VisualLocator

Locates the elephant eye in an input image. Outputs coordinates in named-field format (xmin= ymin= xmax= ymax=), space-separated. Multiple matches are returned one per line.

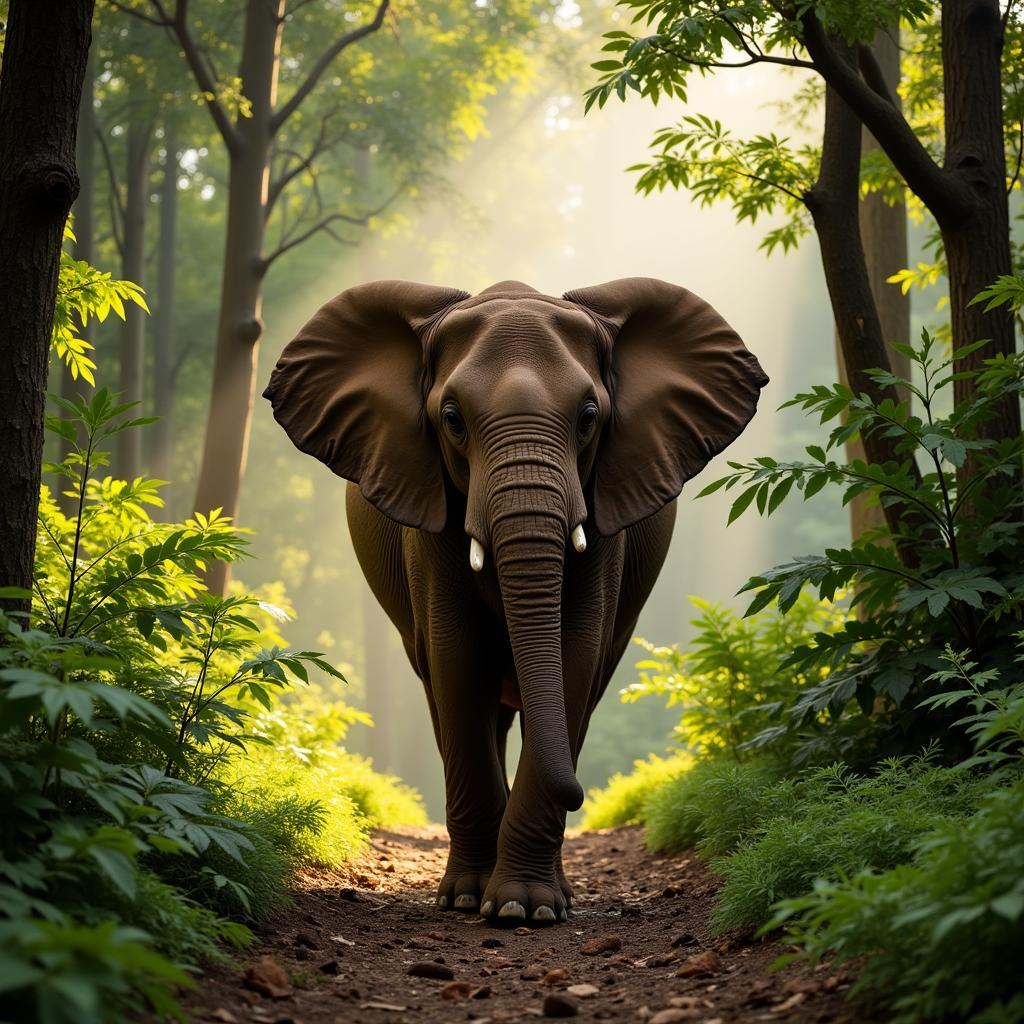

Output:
xmin=576 ymin=402 xmax=599 ymax=443
xmin=441 ymin=402 xmax=466 ymax=442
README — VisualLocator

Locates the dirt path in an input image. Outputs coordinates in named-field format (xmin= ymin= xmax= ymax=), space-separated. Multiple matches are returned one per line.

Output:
xmin=186 ymin=827 xmax=865 ymax=1024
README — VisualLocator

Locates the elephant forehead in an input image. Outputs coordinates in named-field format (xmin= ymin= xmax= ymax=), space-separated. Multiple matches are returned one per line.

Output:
xmin=431 ymin=297 xmax=601 ymax=378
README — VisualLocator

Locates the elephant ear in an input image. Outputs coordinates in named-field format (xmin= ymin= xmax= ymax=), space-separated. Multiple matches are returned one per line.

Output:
xmin=263 ymin=280 xmax=469 ymax=532
xmin=563 ymin=277 xmax=769 ymax=537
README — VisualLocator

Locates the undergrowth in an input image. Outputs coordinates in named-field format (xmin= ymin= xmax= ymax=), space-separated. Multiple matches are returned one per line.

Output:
xmin=0 ymin=392 xmax=424 ymax=1022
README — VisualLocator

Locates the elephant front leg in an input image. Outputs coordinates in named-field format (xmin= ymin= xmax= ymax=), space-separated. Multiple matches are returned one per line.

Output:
xmin=428 ymin=664 xmax=509 ymax=914
xmin=480 ymin=741 xmax=571 ymax=924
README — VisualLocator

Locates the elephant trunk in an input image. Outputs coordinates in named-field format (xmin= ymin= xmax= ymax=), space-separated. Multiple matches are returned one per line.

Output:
xmin=488 ymin=456 xmax=584 ymax=812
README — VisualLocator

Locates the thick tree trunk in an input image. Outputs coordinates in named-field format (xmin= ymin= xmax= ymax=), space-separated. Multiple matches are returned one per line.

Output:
xmin=940 ymin=0 xmax=1019 ymax=443
xmin=806 ymin=59 xmax=922 ymax=562
xmin=0 ymin=0 xmax=95 ymax=608
xmin=192 ymin=0 xmax=284 ymax=594
xmin=58 ymin=52 xmax=97 ymax=515
xmin=835 ymin=27 xmax=912 ymax=543
xmin=116 ymin=118 xmax=153 ymax=480
xmin=152 ymin=124 xmax=179 ymax=511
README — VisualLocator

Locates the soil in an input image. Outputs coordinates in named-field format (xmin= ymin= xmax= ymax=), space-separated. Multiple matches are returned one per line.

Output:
xmin=184 ymin=826 xmax=869 ymax=1024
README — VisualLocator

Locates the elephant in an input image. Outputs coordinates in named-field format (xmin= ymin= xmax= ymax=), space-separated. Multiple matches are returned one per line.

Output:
xmin=263 ymin=277 xmax=767 ymax=925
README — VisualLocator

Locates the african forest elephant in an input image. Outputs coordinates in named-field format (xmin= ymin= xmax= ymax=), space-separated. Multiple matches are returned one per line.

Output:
xmin=264 ymin=278 xmax=768 ymax=925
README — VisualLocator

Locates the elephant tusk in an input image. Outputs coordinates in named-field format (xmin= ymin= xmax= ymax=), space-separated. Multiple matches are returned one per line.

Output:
xmin=469 ymin=537 xmax=486 ymax=572
xmin=571 ymin=524 xmax=587 ymax=553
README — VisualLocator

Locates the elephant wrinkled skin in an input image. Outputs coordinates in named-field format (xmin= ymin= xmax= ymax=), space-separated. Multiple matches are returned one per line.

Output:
xmin=264 ymin=278 xmax=768 ymax=926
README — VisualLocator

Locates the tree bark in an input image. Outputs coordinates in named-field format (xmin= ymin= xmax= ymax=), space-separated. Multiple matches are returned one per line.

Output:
xmin=0 ymin=0 xmax=96 ymax=609
xmin=152 ymin=123 xmax=179 ymax=511
xmin=191 ymin=0 xmax=283 ymax=594
xmin=59 ymin=50 xmax=98 ymax=516
xmin=939 ymin=0 xmax=1018 ymax=444
xmin=806 ymin=51 xmax=922 ymax=563
xmin=834 ymin=27 xmax=912 ymax=543
xmin=116 ymin=117 xmax=153 ymax=480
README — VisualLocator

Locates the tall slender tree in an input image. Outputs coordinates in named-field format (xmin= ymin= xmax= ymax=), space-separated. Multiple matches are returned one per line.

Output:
xmin=0 ymin=0 xmax=96 ymax=606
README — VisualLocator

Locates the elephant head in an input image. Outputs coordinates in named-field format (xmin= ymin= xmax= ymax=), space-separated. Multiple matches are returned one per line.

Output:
xmin=263 ymin=278 xmax=768 ymax=811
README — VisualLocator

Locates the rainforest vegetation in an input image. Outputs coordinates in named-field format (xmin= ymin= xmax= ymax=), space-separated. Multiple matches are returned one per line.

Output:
xmin=0 ymin=0 xmax=1021 ymax=1021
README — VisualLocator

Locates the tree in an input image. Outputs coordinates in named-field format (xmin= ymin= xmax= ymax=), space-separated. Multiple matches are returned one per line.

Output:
xmin=115 ymin=0 xmax=546 ymax=592
xmin=587 ymin=1 xmax=1021 ymax=512
xmin=0 ymin=0 xmax=96 ymax=606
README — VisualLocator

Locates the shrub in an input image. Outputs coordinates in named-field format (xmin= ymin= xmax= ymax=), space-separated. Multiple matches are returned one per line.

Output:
xmin=1 ymin=393 xmax=424 ymax=1019
xmin=771 ymin=780 xmax=1024 ymax=1023
xmin=711 ymin=755 xmax=989 ymax=932
xmin=625 ymin=593 xmax=850 ymax=764
xmin=581 ymin=752 xmax=691 ymax=829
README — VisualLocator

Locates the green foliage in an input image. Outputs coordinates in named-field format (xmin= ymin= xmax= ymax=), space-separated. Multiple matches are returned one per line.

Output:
xmin=769 ymin=780 xmax=1024 ymax=1024
xmin=624 ymin=593 xmax=850 ymax=763
xmin=580 ymin=752 xmax=692 ymax=829
xmin=699 ymin=331 xmax=1024 ymax=758
xmin=643 ymin=758 xmax=782 ymax=856
xmin=2 ymin=401 xmax=423 ymax=1020
xmin=53 ymin=224 xmax=148 ymax=385
xmin=711 ymin=754 xmax=989 ymax=933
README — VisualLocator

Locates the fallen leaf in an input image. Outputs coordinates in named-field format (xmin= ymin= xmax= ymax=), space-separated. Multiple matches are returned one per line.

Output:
xmin=675 ymin=950 xmax=721 ymax=979
xmin=581 ymin=934 xmax=622 ymax=956
xmin=244 ymin=957 xmax=292 ymax=999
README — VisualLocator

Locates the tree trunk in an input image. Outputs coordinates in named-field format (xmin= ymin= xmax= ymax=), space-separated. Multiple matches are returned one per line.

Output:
xmin=806 ymin=56 xmax=922 ymax=563
xmin=152 ymin=123 xmax=179 ymax=511
xmin=834 ymin=27 xmax=912 ymax=543
xmin=0 ymin=0 xmax=95 ymax=609
xmin=116 ymin=117 xmax=153 ymax=480
xmin=192 ymin=0 xmax=284 ymax=594
xmin=58 ymin=50 xmax=97 ymax=516
xmin=939 ymin=0 xmax=1019 ymax=444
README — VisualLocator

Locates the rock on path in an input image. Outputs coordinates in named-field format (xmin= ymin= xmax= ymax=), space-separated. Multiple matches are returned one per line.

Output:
xmin=185 ymin=826 xmax=865 ymax=1024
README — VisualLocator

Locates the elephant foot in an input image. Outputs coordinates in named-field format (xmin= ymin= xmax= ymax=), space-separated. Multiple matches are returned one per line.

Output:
xmin=435 ymin=850 xmax=495 ymax=914
xmin=480 ymin=859 xmax=568 ymax=927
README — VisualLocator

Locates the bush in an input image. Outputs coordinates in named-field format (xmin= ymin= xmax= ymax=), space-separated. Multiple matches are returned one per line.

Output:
xmin=581 ymin=752 xmax=691 ymax=829
xmin=624 ymin=593 xmax=850 ymax=764
xmin=1 ymin=393 xmax=425 ymax=1020
xmin=711 ymin=755 xmax=989 ymax=932
xmin=771 ymin=779 xmax=1024 ymax=1023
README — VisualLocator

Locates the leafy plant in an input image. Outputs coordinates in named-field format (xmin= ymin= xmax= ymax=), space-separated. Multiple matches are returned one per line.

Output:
xmin=581 ymin=752 xmax=692 ymax=830
xmin=698 ymin=330 xmax=1024 ymax=759
xmin=0 ymin=397 xmax=417 ymax=1020
xmin=769 ymin=779 xmax=1024 ymax=1023
xmin=52 ymin=223 xmax=149 ymax=385
xmin=623 ymin=593 xmax=850 ymax=763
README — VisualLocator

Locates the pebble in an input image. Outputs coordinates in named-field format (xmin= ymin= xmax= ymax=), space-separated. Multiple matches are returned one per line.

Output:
xmin=581 ymin=934 xmax=622 ymax=956
xmin=407 ymin=961 xmax=455 ymax=980
xmin=243 ymin=957 xmax=293 ymax=999
xmin=317 ymin=960 xmax=340 ymax=975
xmin=649 ymin=1010 xmax=698 ymax=1024
xmin=543 ymin=968 xmax=572 ymax=985
xmin=566 ymin=984 xmax=600 ymax=999
xmin=482 ymin=938 xmax=505 ymax=949
xmin=542 ymin=993 xmax=579 ymax=1018
xmin=675 ymin=950 xmax=721 ymax=978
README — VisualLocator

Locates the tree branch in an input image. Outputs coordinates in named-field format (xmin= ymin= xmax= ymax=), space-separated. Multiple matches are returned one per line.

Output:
xmin=266 ymin=113 xmax=338 ymax=214
xmin=651 ymin=37 xmax=814 ymax=70
xmin=147 ymin=0 xmax=243 ymax=155
xmin=270 ymin=0 xmax=391 ymax=134
xmin=800 ymin=11 xmax=973 ymax=224
xmin=260 ymin=187 xmax=403 ymax=270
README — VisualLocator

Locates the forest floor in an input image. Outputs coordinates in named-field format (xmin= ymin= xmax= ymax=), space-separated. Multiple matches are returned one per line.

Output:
xmin=184 ymin=827 xmax=869 ymax=1024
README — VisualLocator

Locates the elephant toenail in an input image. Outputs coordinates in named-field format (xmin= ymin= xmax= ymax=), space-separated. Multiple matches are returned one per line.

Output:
xmin=481 ymin=901 xmax=494 ymax=917
xmin=437 ymin=895 xmax=448 ymax=909
xmin=560 ymin=908 xmax=567 ymax=921
xmin=454 ymin=894 xmax=478 ymax=910
xmin=533 ymin=905 xmax=556 ymax=922
xmin=498 ymin=900 xmax=526 ymax=920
